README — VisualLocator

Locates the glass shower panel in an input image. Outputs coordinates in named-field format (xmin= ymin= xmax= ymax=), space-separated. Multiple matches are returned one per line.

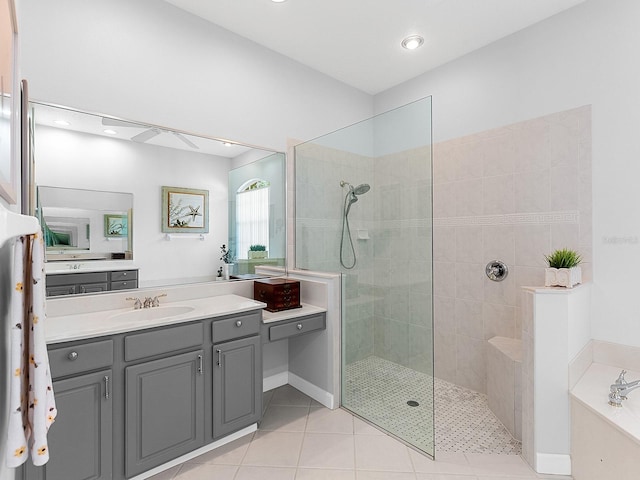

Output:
xmin=295 ymin=97 xmax=434 ymax=456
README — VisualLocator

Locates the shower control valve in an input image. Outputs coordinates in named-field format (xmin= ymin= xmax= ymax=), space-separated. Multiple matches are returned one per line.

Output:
xmin=485 ymin=260 xmax=509 ymax=282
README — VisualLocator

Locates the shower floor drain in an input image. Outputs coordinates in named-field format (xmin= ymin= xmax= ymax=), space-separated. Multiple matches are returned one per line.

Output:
xmin=407 ymin=400 xmax=420 ymax=407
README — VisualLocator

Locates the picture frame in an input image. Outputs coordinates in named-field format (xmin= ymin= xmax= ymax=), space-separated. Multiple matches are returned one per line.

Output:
xmin=104 ymin=213 xmax=128 ymax=237
xmin=0 ymin=0 xmax=18 ymax=203
xmin=161 ymin=186 xmax=209 ymax=233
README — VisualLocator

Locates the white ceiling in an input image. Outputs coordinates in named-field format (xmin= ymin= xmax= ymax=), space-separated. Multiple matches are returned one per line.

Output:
xmin=164 ymin=0 xmax=587 ymax=94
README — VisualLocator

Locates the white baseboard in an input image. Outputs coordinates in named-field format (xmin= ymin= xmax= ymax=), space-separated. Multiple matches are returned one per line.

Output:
xmin=131 ymin=424 xmax=257 ymax=480
xmin=289 ymin=372 xmax=335 ymax=409
xmin=535 ymin=453 xmax=572 ymax=475
xmin=263 ymin=371 xmax=289 ymax=392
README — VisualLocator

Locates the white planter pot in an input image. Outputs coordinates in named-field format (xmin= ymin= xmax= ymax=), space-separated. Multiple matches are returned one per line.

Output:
xmin=222 ymin=263 xmax=234 ymax=280
xmin=544 ymin=266 xmax=582 ymax=288
xmin=248 ymin=251 xmax=268 ymax=259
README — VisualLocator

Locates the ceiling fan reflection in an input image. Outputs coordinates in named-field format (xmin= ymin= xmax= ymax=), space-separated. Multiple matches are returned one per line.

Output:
xmin=101 ymin=117 xmax=200 ymax=149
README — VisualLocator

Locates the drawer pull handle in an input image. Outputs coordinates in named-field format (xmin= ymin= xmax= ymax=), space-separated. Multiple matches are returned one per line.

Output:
xmin=104 ymin=376 xmax=110 ymax=400
xmin=197 ymin=354 xmax=203 ymax=375
xmin=235 ymin=320 xmax=242 ymax=327
xmin=297 ymin=323 xmax=303 ymax=330
xmin=67 ymin=351 xmax=78 ymax=361
xmin=216 ymin=349 xmax=222 ymax=367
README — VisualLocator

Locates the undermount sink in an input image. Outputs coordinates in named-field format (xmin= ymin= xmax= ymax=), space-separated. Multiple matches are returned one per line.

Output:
xmin=109 ymin=305 xmax=195 ymax=322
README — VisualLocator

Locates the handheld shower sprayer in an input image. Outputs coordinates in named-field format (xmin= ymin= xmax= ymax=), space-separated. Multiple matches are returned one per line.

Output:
xmin=339 ymin=180 xmax=371 ymax=269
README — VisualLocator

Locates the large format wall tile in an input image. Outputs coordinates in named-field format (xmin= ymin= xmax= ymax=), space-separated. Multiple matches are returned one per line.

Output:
xmin=432 ymin=105 xmax=592 ymax=394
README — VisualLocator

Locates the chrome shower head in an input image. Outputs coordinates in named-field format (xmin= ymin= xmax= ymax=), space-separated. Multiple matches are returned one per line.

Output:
xmin=340 ymin=181 xmax=371 ymax=196
xmin=353 ymin=183 xmax=370 ymax=195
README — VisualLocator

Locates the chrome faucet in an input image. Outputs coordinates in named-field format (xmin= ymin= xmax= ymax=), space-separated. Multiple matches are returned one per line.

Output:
xmin=126 ymin=297 xmax=143 ymax=309
xmin=609 ymin=370 xmax=640 ymax=407
xmin=151 ymin=293 xmax=167 ymax=307
xmin=126 ymin=294 xmax=167 ymax=310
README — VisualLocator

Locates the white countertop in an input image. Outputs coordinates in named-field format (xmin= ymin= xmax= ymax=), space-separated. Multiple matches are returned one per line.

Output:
xmin=261 ymin=303 xmax=327 ymax=324
xmin=571 ymin=362 xmax=640 ymax=445
xmin=45 ymin=294 xmax=266 ymax=344
xmin=46 ymin=261 xmax=137 ymax=275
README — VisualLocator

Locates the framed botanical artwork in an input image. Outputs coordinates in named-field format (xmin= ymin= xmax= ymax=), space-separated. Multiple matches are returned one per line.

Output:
xmin=104 ymin=213 xmax=128 ymax=237
xmin=162 ymin=186 xmax=209 ymax=233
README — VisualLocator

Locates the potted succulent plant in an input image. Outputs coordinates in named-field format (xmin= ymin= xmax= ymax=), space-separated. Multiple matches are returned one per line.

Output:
xmin=220 ymin=244 xmax=235 ymax=280
xmin=248 ymin=244 xmax=268 ymax=259
xmin=544 ymin=248 xmax=582 ymax=288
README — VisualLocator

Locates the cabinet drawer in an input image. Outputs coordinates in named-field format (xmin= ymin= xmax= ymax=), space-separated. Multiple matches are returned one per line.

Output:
xmin=269 ymin=313 xmax=326 ymax=342
xmin=48 ymin=339 xmax=114 ymax=378
xmin=125 ymin=322 xmax=203 ymax=362
xmin=212 ymin=312 xmax=261 ymax=343
xmin=111 ymin=269 xmax=138 ymax=282
xmin=111 ymin=279 xmax=138 ymax=290
xmin=47 ymin=271 xmax=109 ymax=287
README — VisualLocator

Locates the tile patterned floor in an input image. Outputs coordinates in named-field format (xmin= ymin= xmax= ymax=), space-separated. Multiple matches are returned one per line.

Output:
xmin=148 ymin=385 xmax=561 ymax=480
xmin=344 ymin=356 xmax=521 ymax=455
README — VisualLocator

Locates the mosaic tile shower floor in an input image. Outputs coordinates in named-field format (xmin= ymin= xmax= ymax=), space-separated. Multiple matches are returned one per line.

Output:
xmin=343 ymin=356 xmax=522 ymax=455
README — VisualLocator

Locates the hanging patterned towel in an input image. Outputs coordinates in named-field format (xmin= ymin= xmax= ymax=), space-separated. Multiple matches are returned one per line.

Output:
xmin=6 ymin=233 xmax=57 ymax=468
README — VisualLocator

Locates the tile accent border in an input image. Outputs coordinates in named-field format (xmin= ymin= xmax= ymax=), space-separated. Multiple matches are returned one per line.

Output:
xmin=433 ymin=211 xmax=579 ymax=227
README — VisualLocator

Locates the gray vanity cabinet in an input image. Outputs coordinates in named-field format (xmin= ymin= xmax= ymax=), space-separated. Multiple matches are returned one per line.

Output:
xmin=213 ymin=335 xmax=261 ymax=438
xmin=45 ymin=269 xmax=138 ymax=297
xmin=22 ymin=308 xmax=263 ymax=480
xmin=21 ymin=369 xmax=113 ymax=480
xmin=125 ymin=349 xmax=205 ymax=478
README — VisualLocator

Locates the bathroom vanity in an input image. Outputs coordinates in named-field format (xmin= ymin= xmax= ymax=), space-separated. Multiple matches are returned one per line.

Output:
xmin=19 ymin=293 xmax=327 ymax=480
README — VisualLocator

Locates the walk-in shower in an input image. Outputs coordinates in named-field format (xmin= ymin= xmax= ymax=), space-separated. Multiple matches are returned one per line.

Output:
xmin=295 ymin=97 xmax=435 ymax=456
xmin=339 ymin=180 xmax=370 ymax=269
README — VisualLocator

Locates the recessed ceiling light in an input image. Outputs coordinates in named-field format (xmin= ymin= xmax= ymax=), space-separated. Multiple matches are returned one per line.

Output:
xmin=401 ymin=35 xmax=424 ymax=50
xmin=222 ymin=142 xmax=233 ymax=147
xmin=271 ymin=0 xmax=287 ymax=3
xmin=54 ymin=119 xmax=70 ymax=126
xmin=103 ymin=129 xmax=117 ymax=135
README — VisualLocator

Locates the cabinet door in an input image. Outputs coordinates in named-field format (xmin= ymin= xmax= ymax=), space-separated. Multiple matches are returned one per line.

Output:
xmin=125 ymin=350 xmax=204 ymax=478
xmin=45 ymin=284 xmax=77 ymax=297
xmin=78 ymin=282 xmax=108 ymax=294
xmin=213 ymin=336 xmax=261 ymax=438
xmin=22 ymin=370 xmax=112 ymax=480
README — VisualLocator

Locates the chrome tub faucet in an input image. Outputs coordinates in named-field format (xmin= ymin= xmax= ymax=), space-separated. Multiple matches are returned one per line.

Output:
xmin=609 ymin=370 xmax=640 ymax=407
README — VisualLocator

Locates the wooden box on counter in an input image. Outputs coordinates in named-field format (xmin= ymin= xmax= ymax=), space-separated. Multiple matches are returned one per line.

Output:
xmin=253 ymin=278 xmax=302 ymax=312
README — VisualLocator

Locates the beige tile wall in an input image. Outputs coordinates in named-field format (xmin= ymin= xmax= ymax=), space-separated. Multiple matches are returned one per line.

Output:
xmin=294 ymin=142 xmax=433 ymax=371
xmin=433 ymin=105 xmax=592 ymax=393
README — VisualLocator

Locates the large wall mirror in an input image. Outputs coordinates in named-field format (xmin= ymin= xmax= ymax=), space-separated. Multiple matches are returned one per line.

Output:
xmin=30 ymin=101 xmax=286 ymax=292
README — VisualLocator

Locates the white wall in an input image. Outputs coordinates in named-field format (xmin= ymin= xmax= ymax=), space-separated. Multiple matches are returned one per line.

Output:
xmin=17 ymin=0 xmax=373 ymax=153
xmin=375 ymin=0 xmax=640 ymax=348
xmin=35 ymin=126 xmax=230 ymax=285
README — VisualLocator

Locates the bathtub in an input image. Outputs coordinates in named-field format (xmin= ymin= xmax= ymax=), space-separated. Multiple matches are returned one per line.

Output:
xmin=571 ymin=363 xmax=640 ymax=480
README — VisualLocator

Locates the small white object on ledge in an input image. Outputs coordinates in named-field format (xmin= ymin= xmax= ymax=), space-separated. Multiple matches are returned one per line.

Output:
xmin=544 ymin=266 xmax=582 ymax=288
xmin=164 ymin=233 xmax=205 ymax=241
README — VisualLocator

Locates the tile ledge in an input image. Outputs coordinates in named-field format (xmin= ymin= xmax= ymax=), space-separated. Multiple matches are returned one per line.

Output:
xmin=521 ymin=282 xmax=591 ymax=294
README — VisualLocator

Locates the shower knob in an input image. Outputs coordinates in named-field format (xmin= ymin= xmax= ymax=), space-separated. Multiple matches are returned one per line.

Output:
xmin=485 ymin=260 xmax=509 ymax=282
